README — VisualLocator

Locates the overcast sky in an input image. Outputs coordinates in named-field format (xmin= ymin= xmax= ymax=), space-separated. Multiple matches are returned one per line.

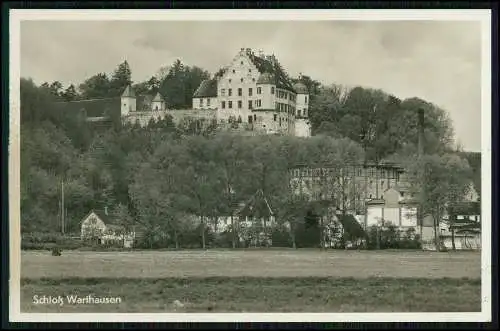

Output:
xmin=20 ymin=20 xmax=482 ymax=151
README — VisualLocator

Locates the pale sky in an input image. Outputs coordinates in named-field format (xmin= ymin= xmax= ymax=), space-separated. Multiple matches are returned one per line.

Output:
xmin=20 ymin=20 xmax=482 ymax=151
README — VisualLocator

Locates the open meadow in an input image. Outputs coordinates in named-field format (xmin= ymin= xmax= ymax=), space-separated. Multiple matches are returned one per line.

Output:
xmin=20 ymin=249 xmax=482 ymax=313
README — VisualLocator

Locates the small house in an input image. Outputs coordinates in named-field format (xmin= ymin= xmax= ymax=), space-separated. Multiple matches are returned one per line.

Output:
xmin=236 ymin=189 xmax=276 ymax=247
xmin=80 ymin=207 xmax=136 ymax=248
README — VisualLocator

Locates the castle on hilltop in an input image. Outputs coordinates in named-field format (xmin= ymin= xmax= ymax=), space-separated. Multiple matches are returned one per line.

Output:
xmin=189 ymin=47 xmax=311 ymax=137
xmin=69 ymin=48 xmax=312 ymax=137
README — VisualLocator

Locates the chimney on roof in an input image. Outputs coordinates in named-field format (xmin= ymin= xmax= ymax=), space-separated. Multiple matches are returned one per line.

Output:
xmin=104 ymin=206 xmax=108 ymax=216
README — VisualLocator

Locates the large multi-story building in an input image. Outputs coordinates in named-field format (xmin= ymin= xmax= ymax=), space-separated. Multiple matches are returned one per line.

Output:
xmin=58 ymin=48 xmax=312 ymax=136
xmin=191 ymin=48 xmax=311 ymax=137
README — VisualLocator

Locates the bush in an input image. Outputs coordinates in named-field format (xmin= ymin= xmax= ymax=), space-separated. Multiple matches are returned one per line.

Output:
xmin=366 ymin=226 xmax=421 ymax=250
xmin=51 ymin=247 xmax=62 ymax=256
xmin=213 ymin=231 xmax=234 ymax=248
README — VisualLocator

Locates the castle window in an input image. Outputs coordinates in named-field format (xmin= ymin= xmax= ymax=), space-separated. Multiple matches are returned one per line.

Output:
xmin=248 ymin=115 xmax=253 ymax=124
xmin=257 ymin=87 xmax=262 ymax=94
xmin=228 ymin=101 xmax=233 ymax=109
xmin=229 ymin=79 xmax=232 ymax=83
xmin=221 ymin=89 xmax=225 ymax=96
xmin=303 ymin=110 xmax=307 ymax=117
xmin=298 ymin=109 xmax=301 ymax=117
xmin=305 ymin=96 xmax=308 ymax=103
xmin=238 ymin=88 xmax=242 ymax=96
xmin=238 ymin=100 xmax=242 ymax=109
xmin=233 ymin=69 xmax=236 ymax=73
xmin=199 ymin=99 xmax=203 ymax=107
xmin=252 ymin=78 xmax=255 ymax=82
xmin=254 ymin=114 xmax=257 ymax=121
xmin=240 ymin=61 xmax=243 ymax=65
xmin=248 ymin=100 xmax=253 ymax=109
xmin=228 ymin=89 xmax=232 ymax=96
xmin=274 ymin=114 xmax=277 ymax=121
xmin=240 ymin=78 xmax=244 ymax=83
xmin=271 ymin=87 xmax=275 ymax=94
xmin=207 ymin=98 xmax=210 ymax=106
xmin=222 ymin=101 xmax=226 ymax=109
xmin=248 ymin=88 xmax=253 ymax=96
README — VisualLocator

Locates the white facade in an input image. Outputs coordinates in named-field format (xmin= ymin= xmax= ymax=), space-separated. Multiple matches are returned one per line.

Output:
xmin=192 ymin=48 xmax=311 ymax=136
xmin=121 ymin=86 xmax=136 ymax=117
xmin=117 ymin=48 xmax=312 ymax=136
xmin=295 ymin=119 xmax=311 ymax=137
xmin=193 ymin=97 xmax=218 ymax=110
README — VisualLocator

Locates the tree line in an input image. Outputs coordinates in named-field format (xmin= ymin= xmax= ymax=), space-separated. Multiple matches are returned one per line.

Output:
xmin=20 ymin=58 xmax=479 ymax=250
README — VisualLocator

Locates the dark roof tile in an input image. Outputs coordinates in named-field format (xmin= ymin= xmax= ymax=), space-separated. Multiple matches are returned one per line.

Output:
xmin=193 ymin=79 xmax=218 ymax=98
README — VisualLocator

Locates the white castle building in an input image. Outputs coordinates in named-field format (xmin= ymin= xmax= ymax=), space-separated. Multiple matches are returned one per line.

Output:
xmin=191 ymin=48 xmax=311 ymax=137
xmin=118 ymin=48 xmax=312 ymax=137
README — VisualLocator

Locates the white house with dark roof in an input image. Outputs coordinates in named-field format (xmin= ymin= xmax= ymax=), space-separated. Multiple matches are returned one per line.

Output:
xmin=80 ymin=207 xmax=136 ymax=248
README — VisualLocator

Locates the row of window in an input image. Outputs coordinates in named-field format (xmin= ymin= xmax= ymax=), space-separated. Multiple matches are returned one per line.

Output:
xmin=198 ymin=98 xmax=212 ymax=107
xmin=291 ymin=168 xmax=402 ymax=181
xmin=221 ymin=86 xmax=271 ymax=97
xmin=297 ymin=109 xmax=308 ymax=117
xmin=276 ymin=102 xmax=295 ymax=114
xmin=276 ymin=90 xmax=296 ymax=102
xmin=221 ymin=99 xmax=265 ymax=110
xmin=227 ymin=77 xmax=256 ymax=84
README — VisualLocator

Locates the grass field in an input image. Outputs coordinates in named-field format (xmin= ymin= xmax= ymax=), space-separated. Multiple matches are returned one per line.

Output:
xmin=20 ymin=250 xmax=482 ymax=313
xmin=21 ymin=249 xmax=481 ymax=279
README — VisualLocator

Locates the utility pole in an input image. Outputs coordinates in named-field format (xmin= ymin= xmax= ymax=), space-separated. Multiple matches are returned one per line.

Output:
xmin=417 ymin=108 xmax=425 ymax=245
xmin=61 ymin=180 xmax=65 ymax=235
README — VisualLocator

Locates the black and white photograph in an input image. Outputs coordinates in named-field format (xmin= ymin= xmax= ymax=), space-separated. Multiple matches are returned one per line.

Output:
xmin=9 ymin=9 xmax=492 ymax=323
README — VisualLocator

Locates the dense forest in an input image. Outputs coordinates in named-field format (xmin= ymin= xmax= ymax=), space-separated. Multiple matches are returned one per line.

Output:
xmin=20 ymin=59 xmax=480 ymax=249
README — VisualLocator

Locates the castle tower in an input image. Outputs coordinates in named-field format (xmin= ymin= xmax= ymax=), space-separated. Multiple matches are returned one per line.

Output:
xmin=121 ymin=85 xmax=136 ymax=117
xmin=293 ymin=76 xmax=311 ymax=137
xmin=151 ymin=91 xmax=165 ymax=111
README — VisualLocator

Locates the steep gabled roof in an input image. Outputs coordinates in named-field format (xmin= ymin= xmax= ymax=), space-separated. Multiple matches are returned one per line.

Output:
xmin=247 ymin=52 xmax=296 ymax=92
xmin=152 ymin=92 xmax=163 ymax=102
xmin=193 ymin=79 xmax=218 ymax=98
xmin=236 ymin=189 xmax=274 ymax=218
xmin=80 ymin=209 xmax=115 ymax=225
xmin=121 ymin=85 xmax=135 ymax=98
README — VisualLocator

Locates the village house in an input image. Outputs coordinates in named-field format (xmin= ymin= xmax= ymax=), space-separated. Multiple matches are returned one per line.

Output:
xmin=80 ymin=207 xmax=136 ymax=248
